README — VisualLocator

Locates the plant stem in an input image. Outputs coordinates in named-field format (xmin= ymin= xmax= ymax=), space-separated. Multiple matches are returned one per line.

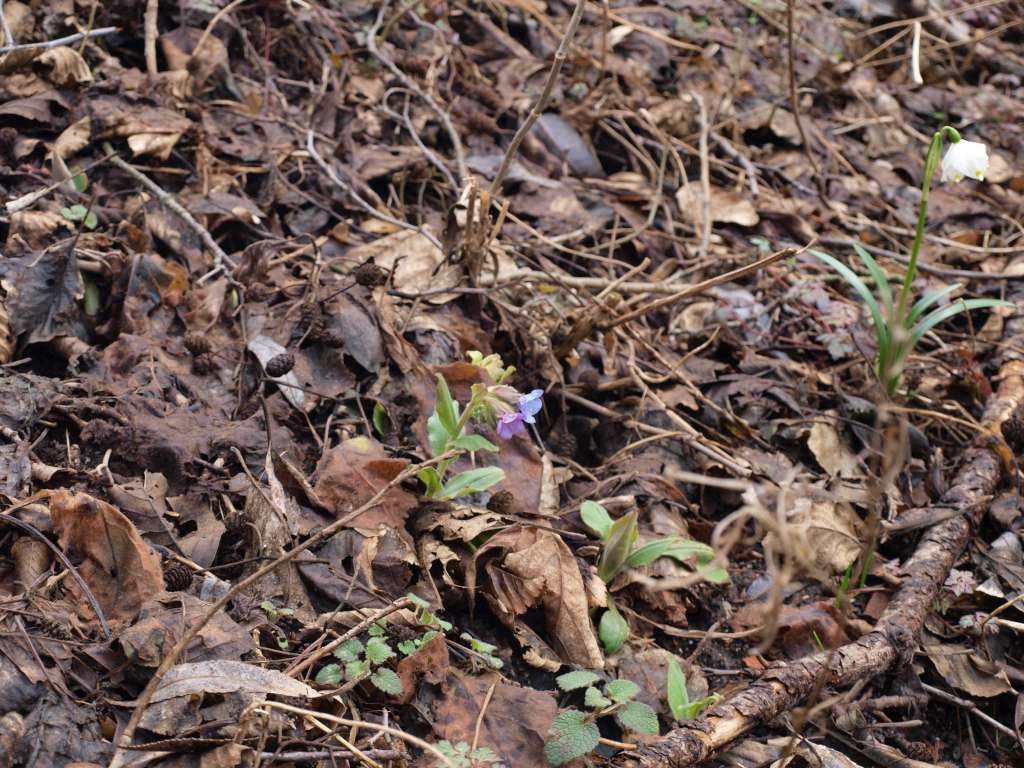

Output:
xmin=897 ymin=125 xmax=961 ymax=319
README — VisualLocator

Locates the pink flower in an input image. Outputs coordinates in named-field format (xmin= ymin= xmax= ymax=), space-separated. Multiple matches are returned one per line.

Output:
xmin=496 ymin=412 xmax=525 ymax=439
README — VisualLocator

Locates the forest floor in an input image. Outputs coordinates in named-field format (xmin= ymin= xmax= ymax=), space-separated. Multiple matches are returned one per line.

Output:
xmin=0 ymin=1 xmax=1022 ymax=767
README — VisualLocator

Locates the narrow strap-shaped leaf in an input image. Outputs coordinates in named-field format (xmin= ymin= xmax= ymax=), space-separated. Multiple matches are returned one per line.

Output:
xmin=906 ymin=283 xmax=962 ymax=327
xmin=910 ymin=298 xmax=1014 ymax=345
xmin=809 ymin=250 xmax=890 ymax=352
xmin=852 ymin=243 xmax=893 ymax=318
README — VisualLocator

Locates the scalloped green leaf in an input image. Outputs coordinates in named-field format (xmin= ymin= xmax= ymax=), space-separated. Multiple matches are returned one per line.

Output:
xmin=544 ymin=710 xmax=600 ymax=766
xmin=615 ymin=700 xmax=659 ymax=735
xmin=605 ymin=679 xmax=640 ymax=703
xmin=333 ymin=638 xmax=364 ymax=663
xmin=556 ymin=670 xmax=601 ymax=692
xmin=369 ymin=667 xmax=403 ymax=695
xmin=314 ymin=663 xmax=342 ymax=685
xmin=584 ymin=686 xmax=611 ymax=709
xmin=365 ymin=636 xmax=396 ymax=665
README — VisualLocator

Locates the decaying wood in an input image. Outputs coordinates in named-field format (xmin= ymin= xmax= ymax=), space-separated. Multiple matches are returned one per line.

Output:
xmin=612 ymin=307 xmax=1024 ymax=768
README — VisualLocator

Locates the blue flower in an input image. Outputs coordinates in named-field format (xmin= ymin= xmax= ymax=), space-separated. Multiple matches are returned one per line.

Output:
xmin=518 ymin=389 xmax=544 ymax=424
xmin=497 ymin=412 xmax=525 ymax=439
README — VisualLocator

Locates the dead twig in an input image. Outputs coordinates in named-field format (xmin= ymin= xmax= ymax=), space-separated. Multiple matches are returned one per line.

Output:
xmin=602 ymin=243 xmax=805 ymax=330
xmin=305 ymin=131 xmax=443 ymax=250
xmin=144 ymin=0 xmax=158 ymax=77
xmin=0 ymin=25 xmax=116 ymax=54
xmin=489 ymin=0 xmax=586 ymax=195
xmin=102 ymin=143 xmax=236 ymax=278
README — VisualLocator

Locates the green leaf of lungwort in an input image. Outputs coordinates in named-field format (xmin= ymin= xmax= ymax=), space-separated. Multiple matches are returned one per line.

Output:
xmin=556 ymin=670 xmax=601 ymax=692
xmin=580 ymin=500 xmax=614 ymax=540
xmin=436 ymin=466 xmax=505 ymax=500
xmin=450 ymin=434 xmax=499 ymax=453
xmin=666 ymin=658 xmax=690 ymax=721
xmin=544 ymin=710 xmax=600 ymax=766
xmin=597 ymin=510 xmax=639 ymax=583
xmin=598 ymin=602 xmax=629 ymax=655
xmin=605 ymin=679 xmax=640 ymax=704
xmin=369 ymin=667 xmax=403 ymax=695
xmin=615 ymin=700 xmax=660 ymax=735
xmin=625 ymin=537 xmax=715 ymax=569
xmin=418 ymin=467 xmax=442 ymax=498
xmin=434 ymin=375 xmax=460 ymax=437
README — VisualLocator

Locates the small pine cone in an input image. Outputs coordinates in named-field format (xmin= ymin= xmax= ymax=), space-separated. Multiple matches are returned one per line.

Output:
xmin=192 ymin=352 xmax=216 ymax=375
xmin=184 ymin=331 xmax=212 ymax=356
xmin=901 ymin=740 xmax=939 ymax=762
xmin=319 ymin=330 xmax=345 ymax=348
xmin=486 ymin=490 xmax=515 ymax=515
xmin=163 ymin=560 xmax=193 ymax=591
xmin=265 ymin=351 xmax=295 ymax=377
xmin=354 ymin=261 xmax=389 ymax=288
xmin=301 ymin=302 xmax=325 ymax=339
xmin=1001 ymin=416 xmax=1024 ymax=454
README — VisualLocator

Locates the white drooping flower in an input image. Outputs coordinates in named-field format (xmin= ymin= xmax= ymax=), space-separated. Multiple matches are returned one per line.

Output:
xmin=940 ymin=139 xmax=988 ymax=183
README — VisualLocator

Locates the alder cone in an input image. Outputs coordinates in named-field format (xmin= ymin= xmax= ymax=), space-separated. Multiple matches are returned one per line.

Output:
xmin=184 ymin=331 xmax=212 ymax=356
xmin=163 ymin=560 xmax=193 ymax=591
xmin=265 ymin=351 xmax=295 ymax=377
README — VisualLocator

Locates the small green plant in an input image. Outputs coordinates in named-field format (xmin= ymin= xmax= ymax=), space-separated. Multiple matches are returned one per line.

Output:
xmin=259 ymin=600 xmax=295 ymax=623
xmin=397 ymin=593 xmax=452 ymax=656
xmin=580 ymin=501 xmax=727 ymax=654
xmin=666 ymin=658 xmax=720 ymax=721
xmin=61 ymin=203 xmax=97 ymax=230
xmin=259 ymin=600 xmax=296 ymax=651
xmin=315 ymin=621 xmax=403 ymax=695
xmin=810 ymin=127 xmax=1011 ymax=397
xmin=460 ymin=632 xmax=503 ymax=670
xmin=545 ymin=671 xmax=658 ymax=766
xmin=432 ymin=741 xmax=499 ymax=765
xmin=434 ymin=740 xmax=501 ymax=768
xmin=419 ymin=353 xmax=544 ymax=500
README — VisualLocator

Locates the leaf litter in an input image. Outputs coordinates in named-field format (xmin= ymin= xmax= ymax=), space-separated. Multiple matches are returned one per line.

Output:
xmin=0 ymin=1 xmax=1020 ymax=768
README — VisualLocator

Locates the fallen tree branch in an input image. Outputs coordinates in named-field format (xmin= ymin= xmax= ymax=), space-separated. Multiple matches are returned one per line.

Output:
xmin=611 ymin=306 xmax=1024 ymax=767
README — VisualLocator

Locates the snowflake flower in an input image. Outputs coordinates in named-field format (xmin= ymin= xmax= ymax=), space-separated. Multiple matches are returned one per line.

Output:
xmin=940 ymin=139 xmax=988 ymax=183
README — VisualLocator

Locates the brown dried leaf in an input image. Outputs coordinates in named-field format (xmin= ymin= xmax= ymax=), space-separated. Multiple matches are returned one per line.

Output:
xmin=471 ymin=525 xmax=604 ymax=668
xmin=313 ymin=436 xmax=418 ymax=532
xmin=421 ymin=669 xmax=558 ymax=767
xmin=37 ymin=46 xmax=92 ymax=87
xmin=49 ymin=489 xmax=165 ymax=626
xmin=150 ymin=660 xmax=316 ymax=703
xmin=807 ymin=412 xmax=863 ymax=479
xmin=676 ymin=185 xmax=759 ymax=227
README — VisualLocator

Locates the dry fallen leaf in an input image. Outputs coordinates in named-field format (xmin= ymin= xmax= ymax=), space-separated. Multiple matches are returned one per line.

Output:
xmin=807 ymin=412 xmax=863 ymax=479
xmin=469 ymin=525 xmax=604 ymax=669
xmin=37 ymin=46 xmax=92 ymax=87
xmin=676 ymin=185 xmax=759 ymax=227
xmin=49 ymin=489 xmax=165 ymax=626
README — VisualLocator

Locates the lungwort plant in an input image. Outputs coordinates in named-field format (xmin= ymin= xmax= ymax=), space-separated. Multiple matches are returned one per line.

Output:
xmin=419 ymin=352 xmax=543 ymax=501
xmin=811 ymin=127 xmax=1012 ymax=397
xmin=581 ymin=501 xmax=728 ymax=654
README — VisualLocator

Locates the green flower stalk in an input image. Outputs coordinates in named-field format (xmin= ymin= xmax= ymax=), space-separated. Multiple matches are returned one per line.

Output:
xmin=812 ymin=126 xmax=1010 ymax=397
